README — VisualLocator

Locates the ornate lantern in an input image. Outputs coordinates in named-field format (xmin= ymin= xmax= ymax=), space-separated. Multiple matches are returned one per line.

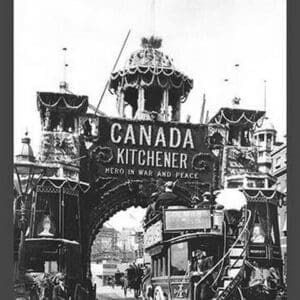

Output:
xmin=14 ymin=132 xmax=45 ymax=297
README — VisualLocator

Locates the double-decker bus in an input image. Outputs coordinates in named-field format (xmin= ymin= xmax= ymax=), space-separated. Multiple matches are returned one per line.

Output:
xmin=142 ymin=203 xmax=252 ymax=300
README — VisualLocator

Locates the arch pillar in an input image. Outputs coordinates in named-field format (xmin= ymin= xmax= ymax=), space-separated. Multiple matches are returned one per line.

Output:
xmin=136 ymin=87 xmax=145 ymax=119
xmin=161 ymin=89 xmax=169 ymax=121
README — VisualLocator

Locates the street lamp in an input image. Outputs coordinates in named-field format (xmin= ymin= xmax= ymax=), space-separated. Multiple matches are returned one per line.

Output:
xmin=211 ymin=145 xmax=222 ymax=191
xmin=13 ymin=132 xmax=45 ymax=299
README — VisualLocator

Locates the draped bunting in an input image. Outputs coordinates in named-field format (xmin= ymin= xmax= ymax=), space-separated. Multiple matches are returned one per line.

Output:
xmin=37 ymin=92 xmax=89 ymax=113
xmin=209 ymin=108 xmax=265 ymax=127
xmin=109 ymin=66 xmax=193 ymax=100
xmin=38 ymin=178 xmax=90 ymax=193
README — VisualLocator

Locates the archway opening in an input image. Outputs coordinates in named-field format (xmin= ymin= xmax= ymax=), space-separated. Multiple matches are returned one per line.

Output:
xmin=90 ymin=206 xmax=147 ymax=297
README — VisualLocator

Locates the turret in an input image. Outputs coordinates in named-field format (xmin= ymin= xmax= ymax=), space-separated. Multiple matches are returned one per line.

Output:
xmin=36 ymin=89 xmax=89 ymax=180
xmin=253 ymin=116 xmax=277 ymax=173
xmin=109 ymin=36 xmax=193 ymax=121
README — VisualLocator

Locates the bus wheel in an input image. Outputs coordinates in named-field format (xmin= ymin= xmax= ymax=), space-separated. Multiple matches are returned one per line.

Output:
xmin=154 ymin=286 xmax=166 ymax=300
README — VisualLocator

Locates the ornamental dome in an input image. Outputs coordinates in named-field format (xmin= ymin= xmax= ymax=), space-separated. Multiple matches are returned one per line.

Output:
xmin=255 ymin=116 xmax=276 ymax=133
xmin=109 ymin=36 xmax=193 ymax=101
xmin=15 ymin=132 xmax=35 ymax=163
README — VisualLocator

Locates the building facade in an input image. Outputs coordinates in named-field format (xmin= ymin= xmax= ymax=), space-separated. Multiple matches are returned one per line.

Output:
xmin=91 ymin=226 xmax=120 ymax=263
xmin=271 ymin=142 xmax=287 ymax=281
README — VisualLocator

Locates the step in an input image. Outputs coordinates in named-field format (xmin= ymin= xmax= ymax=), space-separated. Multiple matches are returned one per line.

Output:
xmin=230 ymin=259 xmax=243 ymax=267
xmin=233 ymin=243 xmax=244 ymax=248
xmin=223 ymin=279 xmax=231 ymax=288
xmin=217 ymin=287 xmax=225 ymax=296
xmin=228 ymin=268 xmax=240 ymax=278
xmin=230 ymin=247 xmax=244 ymax=257
xmin=222 ymin=275 xmax=234 ymax=281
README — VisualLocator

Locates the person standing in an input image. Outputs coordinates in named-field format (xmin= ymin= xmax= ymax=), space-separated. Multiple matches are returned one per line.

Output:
xmin=52 ymin=274 xmax=68 ymax=300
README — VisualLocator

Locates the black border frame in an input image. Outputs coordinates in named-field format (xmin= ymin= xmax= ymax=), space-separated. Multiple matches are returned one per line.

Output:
xmin=287 ymin=1 xmax=300 ymax=299
xmin=0 ymin=0 xmax=13 ymax=298
xmin=1 ymin=0 xmax=297 ymax=299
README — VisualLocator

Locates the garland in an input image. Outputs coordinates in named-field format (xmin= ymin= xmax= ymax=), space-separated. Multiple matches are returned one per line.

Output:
xmin=110 ymin=65 xmax=192 ymax=82
xmin=243 ymin=189 xmax=278 ymax=200
xmin=111 ymin=71 xmax=192 ymax=92
xmin=38 ymin=178 xmax=90 ymax=193
xmin=37 ymin=94 xmax=88 ymax=110
xmin=212 ymin=109 xmax=260 ymax=125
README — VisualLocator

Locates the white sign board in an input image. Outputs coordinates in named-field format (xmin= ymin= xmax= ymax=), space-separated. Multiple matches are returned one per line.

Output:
xmin=164 ymin=209 xmax=211 ymax=232
xmin=144 ymin=221 xmax=163 ymax=249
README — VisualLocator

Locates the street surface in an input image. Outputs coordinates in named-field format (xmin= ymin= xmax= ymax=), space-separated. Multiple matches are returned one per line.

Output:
xmin=96 ymin=285 xmax=139 ymax=300
xmin=93 ymin=276 xmax=140 ymax=300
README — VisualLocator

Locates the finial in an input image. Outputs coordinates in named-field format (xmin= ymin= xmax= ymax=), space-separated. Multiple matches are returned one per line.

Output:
xmin=232 ymin=97 xmax=241 ymax=106
xmin=60 ymin=47 xmax=69 ymax=92
xmin=264 ymin=79 xmax=267 ymax=112
xmin=141 ymin=36 xmax=162 ymax=49
xmin=22 ymin=128 xmax=30 ymax=144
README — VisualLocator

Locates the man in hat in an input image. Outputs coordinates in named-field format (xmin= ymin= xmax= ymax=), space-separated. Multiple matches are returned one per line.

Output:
xmin=190 ymin=250 xmax=214 ymax=300
xmin=197 ymin=192 xmax=213 ymax=209
xmin=52 ymin=273 xmax=68 ymax=300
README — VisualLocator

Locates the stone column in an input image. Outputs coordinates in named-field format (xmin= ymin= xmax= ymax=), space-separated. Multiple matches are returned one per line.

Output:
xmin=243 ymin=176 xmax=248 ymax=188
xmin=157 ymin=257 xmax=161 ymax=276
xmin=119 ymin=90 xmax=125 ymax=118
xmin=136 ymin=87 xmax=145 ymax=119
xmin=162 ymin=255 xmax=166 ymax=275
xmin=161 ymin=89 xmax=169 ymax=121
xmin=173 ymin=99 xmax=181 ymax=121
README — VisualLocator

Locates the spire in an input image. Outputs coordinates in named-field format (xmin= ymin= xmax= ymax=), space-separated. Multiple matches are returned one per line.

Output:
xmin=200 ymin=94 xmax=206 ymax=124
xmin=151 ymin=0 xmax=156 ymax=36
xmin=233 ymin=63 xmax=240 ymax=98
xmin=205 ymin=110 xmax=209 ymax=124
xmin=264 ymin=80 xmax=267 ymax=112
xmin=59 ymin=47 xmax=69 ymax=92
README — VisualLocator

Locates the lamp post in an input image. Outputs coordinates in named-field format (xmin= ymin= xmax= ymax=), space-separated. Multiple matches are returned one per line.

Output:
xmin=211 ymin=145 xmax=222 ymax=192
xmin=13 ymin=133 xmax=45 ymax=299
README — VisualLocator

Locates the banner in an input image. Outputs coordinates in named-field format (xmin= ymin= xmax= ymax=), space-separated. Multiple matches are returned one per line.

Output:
xmin=222 ymin=146 xmax=258 ymax=182
xmin=91 ymin=117 xmax=214 ymax=182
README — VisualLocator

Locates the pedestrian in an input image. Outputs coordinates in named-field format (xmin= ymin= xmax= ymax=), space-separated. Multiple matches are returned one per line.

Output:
xmin=52 ymin=273 xmax=68 ymax=300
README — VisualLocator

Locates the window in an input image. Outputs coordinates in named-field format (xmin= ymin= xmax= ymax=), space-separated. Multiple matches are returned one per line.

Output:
xmin=256 ymin=179 xmax=265 ymax=188
xmin=276 ymin=156 xmax=281 ymax=164
xmin=227 ymin=181 xmax=243 ymax=188
xmin=170 ymin=242 xmax=188 ymax=276
xmin=275 ymin=156 xmax=282 ymax=169
xmin=259 ymin=134 xmax=264 ymax=142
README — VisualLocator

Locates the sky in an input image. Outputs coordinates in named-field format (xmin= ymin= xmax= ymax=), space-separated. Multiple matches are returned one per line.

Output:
xmin=14 ymin=0 xmax=286 ymax=228
xmin=105 ymin=208 xmax=145 ymax=232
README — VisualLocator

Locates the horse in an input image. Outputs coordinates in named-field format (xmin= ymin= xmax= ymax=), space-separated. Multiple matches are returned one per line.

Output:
xmin=123 ymin=264 xmax=145 ymax=298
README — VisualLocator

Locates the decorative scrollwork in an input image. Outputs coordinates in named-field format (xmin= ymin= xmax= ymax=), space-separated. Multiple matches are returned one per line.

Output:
xmin=192 ymin=153 xmax=213 ymax=172
xmin=91 ymin=146 xmax=113 ymax=164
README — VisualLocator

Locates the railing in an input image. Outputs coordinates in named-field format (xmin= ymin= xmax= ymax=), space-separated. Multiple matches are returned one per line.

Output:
xmin=193 ymin=209 xmax=252 ymax=300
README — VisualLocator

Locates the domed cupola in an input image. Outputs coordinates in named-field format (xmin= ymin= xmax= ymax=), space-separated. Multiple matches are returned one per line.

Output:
xmin=255 ymin=116 xmax=276 ymax=134
xmin=109 ymin=36 xmax=193 ymax=121
xmin=16 ymin=132 xmax=35 ymax=163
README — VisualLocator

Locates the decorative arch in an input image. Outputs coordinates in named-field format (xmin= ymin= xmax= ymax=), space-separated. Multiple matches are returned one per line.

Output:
xmin=82 ymin=179 xmax=199 ymax=278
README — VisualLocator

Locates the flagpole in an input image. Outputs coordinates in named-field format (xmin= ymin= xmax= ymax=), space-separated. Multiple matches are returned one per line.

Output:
xmin=264 ymin=80 xmax=267 ymax=112
xmin=94 ymin=30 xmax=131 ymax=115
